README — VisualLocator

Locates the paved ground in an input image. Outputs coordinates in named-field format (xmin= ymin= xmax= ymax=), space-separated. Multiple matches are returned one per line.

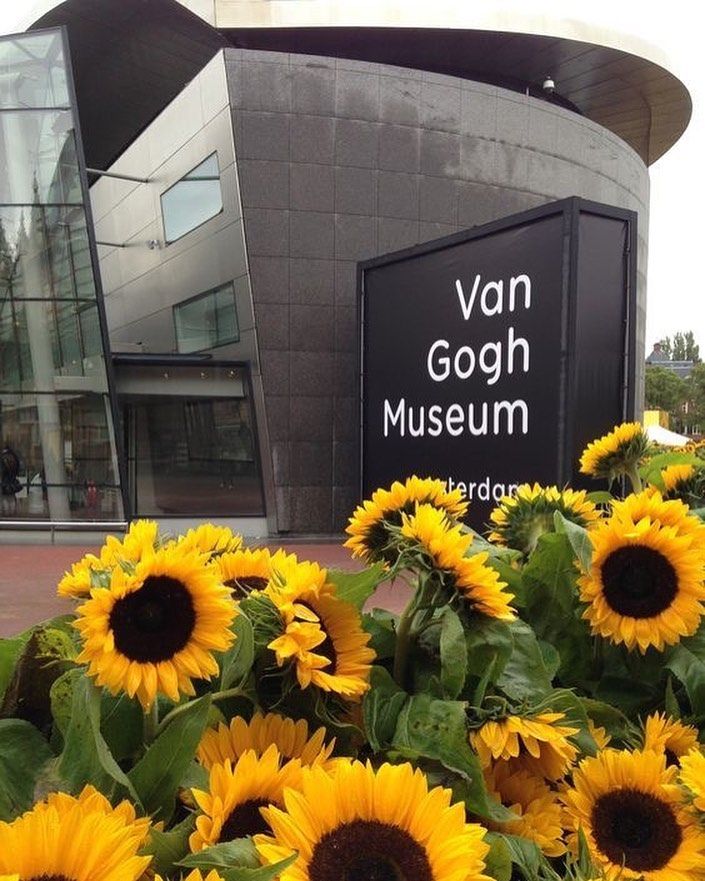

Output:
xmin=0 ymin=539 xmax=409 ymax=637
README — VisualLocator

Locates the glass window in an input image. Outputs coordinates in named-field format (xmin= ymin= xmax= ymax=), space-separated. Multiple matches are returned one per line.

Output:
xmin=121 ymin=365 xmax=264 ymax=517
xmin=160 ymin=153 xmax=222 ymax=243
xmin=174 ymin=282 xmax=239 ymax=353
xmin=0 ymin=32 xmax=69 ymax=110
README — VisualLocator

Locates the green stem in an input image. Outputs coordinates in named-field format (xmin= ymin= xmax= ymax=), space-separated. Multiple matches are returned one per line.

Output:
xmin=392 ymin=598 xmax=417 ymax=689
xmin=154 ymin=687 xmax=252 ymax=737
xmin=625 ymin=464 xmax=643 ymax=495
xmin=143 ymin=701 xmax=159 ymax=744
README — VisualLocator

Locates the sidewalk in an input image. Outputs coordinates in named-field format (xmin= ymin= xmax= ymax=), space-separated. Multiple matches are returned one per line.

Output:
xmin=0 ymin=540 xmax=409 ymax=637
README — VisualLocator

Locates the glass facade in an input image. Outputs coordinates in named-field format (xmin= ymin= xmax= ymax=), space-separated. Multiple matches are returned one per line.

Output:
xmin=160 ymin=153 xmax=222 ymax=243
xmin=120 ymin=365 xmax=264 ymax=517
xmin=173 ymin=282 xmax=239 ymax=353
xmin=0 ymin=30 xmax=123 ymax=521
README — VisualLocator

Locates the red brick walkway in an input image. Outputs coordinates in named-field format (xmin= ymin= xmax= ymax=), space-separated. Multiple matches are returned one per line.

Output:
xmin=0 ymin=540 xmax=409 ymax=637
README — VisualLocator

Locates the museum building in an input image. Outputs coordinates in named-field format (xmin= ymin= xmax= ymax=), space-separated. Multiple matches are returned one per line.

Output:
xmin=0 ymin=0 xmax=691 ymax=537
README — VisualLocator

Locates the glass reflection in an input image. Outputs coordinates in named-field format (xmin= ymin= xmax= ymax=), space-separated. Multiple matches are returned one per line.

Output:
xmin=0 ymin=31 xmax=68 ymax=110
xmin=161 ymin=153 xmax=223 ymax=243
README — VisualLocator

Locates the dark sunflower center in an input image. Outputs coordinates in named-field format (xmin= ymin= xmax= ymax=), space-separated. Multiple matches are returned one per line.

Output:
xmin=308 ymin=820 xmax=433 ymax=881
xmin=591 ymin=787 xmax=682 ymax=871
xmin=665 ymin=748 xmax=680 ymax=767
xmin=218 ymin=798 xmax=270 ymax=840
xmin=109 ymin=575 xmax=196 ymax=662
xmin=224 ymin=575 xmax=268 ymax=598
xmin=297 ymin=603 xmax=337 ymax=669
xmin=601 ymin=545 xmax=678 ymax=618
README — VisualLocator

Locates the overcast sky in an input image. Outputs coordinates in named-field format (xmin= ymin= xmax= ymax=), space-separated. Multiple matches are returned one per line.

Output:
xmin=1 ymin=0 xmax=702 ymax=350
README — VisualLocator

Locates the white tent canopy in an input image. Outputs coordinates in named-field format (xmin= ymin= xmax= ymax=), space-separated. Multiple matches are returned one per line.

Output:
xmin=645 ymin=424 xmax=690 ymax=447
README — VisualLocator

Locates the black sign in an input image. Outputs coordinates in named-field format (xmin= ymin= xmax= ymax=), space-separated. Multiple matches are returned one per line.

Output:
xmin=360 ymin=198 xmax=637 ymax=529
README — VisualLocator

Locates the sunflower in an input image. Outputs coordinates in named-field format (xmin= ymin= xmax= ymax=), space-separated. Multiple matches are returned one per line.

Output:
xmin=75 ymin=543 xmax=237 ymax=709
xmin=256 ymin=760 xmax=491 ymax=881
xmin=661 ymin=465 xmax=697 ymax=496
xmin=0 ymin=784 xmax=152 ymax=881
xmin=613 ymin=491 xmax=705 ymax=540
xmin=578 ymin=495 xmax=705 ymax=653
xmin=58 ymin=521 xmax=160 ymax=598
xmin=177 ymin=523 xmax=243 ymax=557
xmin=189 ymin=745 xmax=303 ymax=850
xmin=484 ymin=762 xmax=566 ymax=856
xmin=470 ymin=711 xmax=579 ymax=781
xmin=344 ymin=475 xmax=468 ymax=564
xmin=642 ymin=713 xmax=699 ymax=766
xmin=211 ymin=548 xmax=275 ymax=599
xmin=265 ymin=560 xmax=375 ymax=699
xmin=579 ymin=422 xmax=650 ymax=482
xmin=401 ymin=504 xmax=515 ymax=620
xmin=678 ymin=748 xmax=705 ymax=812
xmin=563 ymin=748 xmax=705 ymax=881
xmin=588 ymin=719 xmax=612 ymax=750
xmin=489 ymin=483 xmax=600 ymax=554
xmin=197 ymin=712 xmax=337 ymax=772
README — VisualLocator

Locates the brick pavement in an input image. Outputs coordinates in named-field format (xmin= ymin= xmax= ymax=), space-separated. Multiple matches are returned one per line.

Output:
xmin=0 ymin=539 xmax=409 ymax=637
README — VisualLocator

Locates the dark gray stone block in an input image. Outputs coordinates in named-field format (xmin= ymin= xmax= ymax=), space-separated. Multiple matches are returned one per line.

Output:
xmin=290 ymin=258 xmax=335 ymax=305
xmin=240 ymin=62 xmax=292 ymax=112
xmin=420 ymin=176 xmax=458 ymax=224
xmin=290 ymin=163 xmax=335 ymax=212
xmin=237 ymin=159 xmax=290 ymax=209
xmin=460 ymin=135 xmax=498 ymax=184
xmin=243 ymin=208 xmax=289 ymax=257
xmin=335 ymin=119 xmax=379 ymax=168
xmin=274 ymin=485 xmax=292 ymax=531
xmin=335 ymin=166 xmax=377 ymax=215
xmin=377 ymin=217 xmax=420 ymax=254
xmin=420 ymin=130 xmax=461 ymax=176
xmin=379 ymin=125 xmax=420 ymax=173
xmin=333 ymin=485 xmax=359 ymax=531
xmin=238 ymin=111 xmax=291 ymax=161
xmin=290 ymin=487 xmax=333 ymax=532
xmin=335 ymin=352 xmax=357 ymax=398
xmin=259 ymin=350 xmax=289 ymax=396
xmin=290 ymin=351 xmax=336 ymax=396
xmin=379 ymin=76 xmax=421 ymax=126
xmin=254 ymin=303 xmax=290 ymax=350
xmin=335 ymin=260 xmax=358 ymax=306
xmin=335 ymin=69 xmax=379 ymax=121
xmin=335 ymin=305 xmax=358 ymax=353
xmin=333 ymin=441 xmax=357 ymax=486
xmin=419 ymin=221 xmax=457 ymax=241
xmin=291 ymin=115 xmax=335 ymax=165
xmin=265 ymin=395 xmax=290 ymax=443
xmin=421 ymin=81 xmax=462 ymax=133
xmin=292 ymin=66 xmax=336 ymax=114
xmin=290 ymin=304 xmax=335 ymax=352
xmin=290 ymin=396 xmax=334 ymax=441
xmin=333 ymin=396 xmax=358 ymax=442
xmin=290 ymin=211 xmax=335 ymax=259
xmin=291 ymin=442 xmax=333 ymax=486
xmin=248 ymin=256 xmax=289 ymax=304
xmin=378 ymin=171 xmax=419 ymax=220
xmin=335 ymin=215 xmax=377 ymax=261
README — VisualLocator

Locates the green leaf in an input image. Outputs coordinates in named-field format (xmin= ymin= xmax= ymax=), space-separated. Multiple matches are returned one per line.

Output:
xmin=327 ymin=563 xmax=386 ymax=609
xmin=580 ymin=698 xmax=634 ymax=745
xmin=664 ymin=676 xmax=681 ymax=719
xmin=465 ymin=618 xmax=513 ymax=682
xmin=594 ymin=676 xmax=659 ymax=716
xmin=0 ymin=719 xmax=53 ymax=820
xmin=439 ymin=607 xmax=468 ymax=699
xmin=392 ymin=694 xmax=511 ymax=821
xmin=496 ymin=620 xmax=553 ymax=701
xmin=362 ymin=666 xmax=407 ymax=751
xmin=666 ymin=642 xmax=705 ymax=719
xmin=496 ymin=832 xmax=544 ymax=881
xmin=538 ymin=641 xmax=560 ymax=680
xmin=220 ymin=614 xmax=255 ymax=690
xmin=543 ymin=689 xmax=597 ymax=757
xmin=57 ymin=670 xmax=138 ymax=802
xmin=553 ymin=511 xmax=592 ymax=572
xmin=362 ymin=609 xmax=397 ymax=660
xmin=640 ymin=451 xmax=699 ymax=489
xmin=0 ymin=635 xmax=29 ymax=701
xmin=484 ymin=832 xmax=515 ymax=881
xmin=128 ymin=694 xmax=211 ymax=822
xmin=100 ymin=691 xmax=146 ymax=763
xmin=147 ymin=814 xmax=195 ymax=875
xmin=178 ymin=839 xmax=297 ymax=880
xmin=586 ymin=490 xmax=614 ymax=504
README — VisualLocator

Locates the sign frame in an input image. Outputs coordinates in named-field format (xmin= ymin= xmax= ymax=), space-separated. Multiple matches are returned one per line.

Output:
xmin=357 ymin=197 xmax=638 ymax=511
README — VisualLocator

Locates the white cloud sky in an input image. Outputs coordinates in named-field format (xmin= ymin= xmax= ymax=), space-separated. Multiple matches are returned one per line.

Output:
xmin=1 ymin=0 xmax=702 ymax=349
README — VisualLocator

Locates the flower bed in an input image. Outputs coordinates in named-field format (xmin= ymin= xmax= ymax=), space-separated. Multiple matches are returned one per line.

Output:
xmin=2 ymin=422 xmax=705 ymax=881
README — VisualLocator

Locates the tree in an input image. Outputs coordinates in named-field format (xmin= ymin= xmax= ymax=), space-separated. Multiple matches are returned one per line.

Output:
xmin=671 ymin=331 xmax=700 ymax=362
xmin=685 ymin=363 xmax=705 ymax=430
xmin=659 ymin=337 xmax=673 ymax=359
xmin=645 ymin=366 xmax=687 ymax=428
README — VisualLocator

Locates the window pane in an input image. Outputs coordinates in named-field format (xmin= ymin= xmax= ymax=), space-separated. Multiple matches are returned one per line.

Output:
xmin=160 ymin=153 xmax=222 ymax=243
xmin=0 ymin=32 xmax=69 ymax=109
xmin=174 ymin=282 xmax=239 ymax=353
